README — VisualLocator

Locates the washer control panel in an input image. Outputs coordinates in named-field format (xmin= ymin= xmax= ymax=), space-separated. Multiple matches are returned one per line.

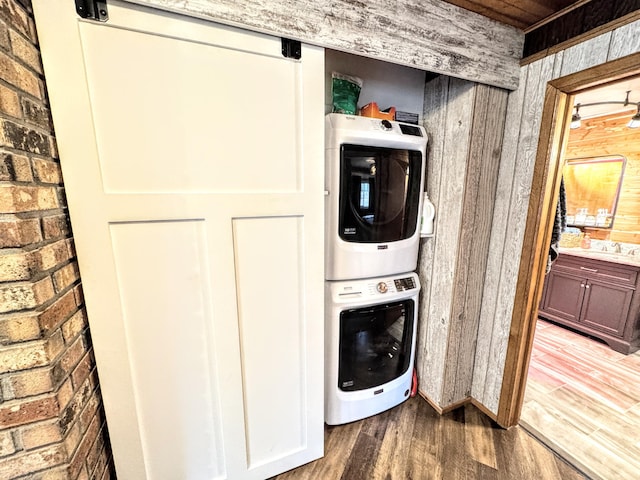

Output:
xmin=334 ymin=274 xmax=419 ymax=300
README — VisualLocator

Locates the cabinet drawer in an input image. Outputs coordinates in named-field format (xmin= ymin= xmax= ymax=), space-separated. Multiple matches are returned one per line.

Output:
xmin=555 ymin=255 xmax=638 ymax=286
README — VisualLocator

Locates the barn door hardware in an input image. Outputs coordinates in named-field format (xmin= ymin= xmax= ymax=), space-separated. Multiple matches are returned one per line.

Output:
xmin=281 ymin=38 xmax=301 ymax=59
xmin=75 ymin=0 xmax=109 ymax=22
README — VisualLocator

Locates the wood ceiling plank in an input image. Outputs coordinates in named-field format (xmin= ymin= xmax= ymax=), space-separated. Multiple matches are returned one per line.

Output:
xmin=442 ymin=0 xmax=580 ymax=29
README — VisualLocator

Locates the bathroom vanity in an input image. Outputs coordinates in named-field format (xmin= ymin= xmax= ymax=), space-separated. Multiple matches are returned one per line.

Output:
xmin=539 ymin=248 xmax=640 ymax=354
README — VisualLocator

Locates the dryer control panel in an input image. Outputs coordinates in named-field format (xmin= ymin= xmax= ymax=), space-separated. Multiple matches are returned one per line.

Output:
xmin=366 ymin=276 xmax=416 ymax=296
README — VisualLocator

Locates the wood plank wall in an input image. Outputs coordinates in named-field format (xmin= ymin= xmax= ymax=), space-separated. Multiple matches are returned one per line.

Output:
xmin=565 ymin=112 xmax=640 ymax=244
xmin=472 ymin=20 xmax=640 ymax=415
xmin=416 ymin=77 xmax=508 ymax=407
xmin=417 ymin=76 xmax=475 ymax=404
xmin=125 ymin=0 xmax=523 ymax=90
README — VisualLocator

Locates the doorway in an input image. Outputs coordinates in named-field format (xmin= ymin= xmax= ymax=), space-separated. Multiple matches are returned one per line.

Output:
xmin=496 ymin=43 xmax=640 ymax=478
xmin=517 ymin=76 xmax=640 ymax=479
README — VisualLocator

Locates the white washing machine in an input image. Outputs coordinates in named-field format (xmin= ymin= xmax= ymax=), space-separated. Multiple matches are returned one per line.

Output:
xmin=325 ymin=272 xmax=420 ymax=425
xmin=325 ymin=113 xmax=427 ymax=280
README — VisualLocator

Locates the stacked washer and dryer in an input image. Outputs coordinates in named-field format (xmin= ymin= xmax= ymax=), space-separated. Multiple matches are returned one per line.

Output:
xmin=324 ymin=113 xmax=428 ymax=425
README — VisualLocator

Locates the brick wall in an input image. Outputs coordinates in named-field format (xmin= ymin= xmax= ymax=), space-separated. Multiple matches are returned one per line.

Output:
xmin=0 ymin=1 xmax=114 ymax=478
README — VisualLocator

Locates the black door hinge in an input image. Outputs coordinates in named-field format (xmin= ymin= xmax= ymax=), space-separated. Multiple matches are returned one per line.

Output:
xmin=75 ymin=0 xmax=109 ymax=22
xmin=281 ymin=38 xmax=301 ymax=59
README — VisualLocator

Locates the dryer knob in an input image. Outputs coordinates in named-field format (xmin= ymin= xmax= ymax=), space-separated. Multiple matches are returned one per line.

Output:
xmin=381 ymin=119 xmax=392 ymax=130
xmin=377 ymin=282 xmax=388 ymax=293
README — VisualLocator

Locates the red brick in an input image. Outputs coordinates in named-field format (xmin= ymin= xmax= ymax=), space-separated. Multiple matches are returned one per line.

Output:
xmin=85 ymin=425 xmax=104 ymax=474
xmin=36 ymin=239 xmax=71 ymax=272
xmin=22 ymin=97 xmax=52 ymax=130
xmin=71 ymin=352 xmax=93 ymax=390
xmin=0 ymin=185 xmax=58 ymax=213
xmin=63 ymin=421 xmax=81 ymax=459
xmin=0 ymin=312 xmax=41 ymax=344
xmin=0 ymin=0 xmax=30 ymax=39
xmin=0 ymin=340 xmax=48 ymax=373
xmin=73 ymin=284 xmax=84 ymax=307
xmin=0 ymin=248 xmax=34 ymax=281
xmin=0 ymin=82 xmax=19 ymax=117
xmin=44 ymin=329 xmax=64 ymax=363
xmin=0 ymin=276 xmax=54 ymax=313
xmin=0 ymin=17 xmax=9 ymax=52
xmin=0 ymin=394 xmax=59 ymax=428
xmin=61 ymin=309 xmax=86 ymax=343
xmin=49 ymin=136 xmax=58 ymax=160
xmin=5 ymin=366 xmax=54 ymax=398
xmin=9 ymin=29 xmax=42 ymax=74
xmin=21 ymin=466 xmax=70 ymax=480
xmin=67 ymin=413 xmax=100 ymax=479
xmin=19 ymin=419 xmax=63 ymax=450
xmin=56 ymin=378 xmax=73 ymax=411
xmin=0 ymin=152 xmax=32 ymax=181
xmin=59 ymin=380 xmax=92 ymax=435
xmin=0 ymin=444 xmax=66 ymax=479
xmin=0 ymin=49 xmax=39 ymax=97
xmin=0 ymin=429 xmax=15 ymax=457
xmin=32 ymin=158 xmax=61 ymax=184
xmin=38 ymin=289 xmax=77 ymax=334
xmin=0 ymin=216 xmax=41 ymax=247
xmin=53 ymin=262 xmax=80 ymax=293
xmin=78 ymin=387 xmax=100 ymax=433
xmin=56 ymin=335 xmax=84 ymax=379
xmin=0 ymin=118 xmax=50 ymax=154
xmin=41 ymin=214 xmax=70 ymax=240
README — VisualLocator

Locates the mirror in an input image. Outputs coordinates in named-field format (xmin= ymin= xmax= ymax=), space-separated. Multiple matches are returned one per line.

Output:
xmin=563 ymin=155 xmax=626 ymax=229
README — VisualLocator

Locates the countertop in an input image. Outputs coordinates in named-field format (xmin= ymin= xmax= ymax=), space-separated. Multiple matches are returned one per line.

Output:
xmin=559 ymin=247 xmax=640 ymax=267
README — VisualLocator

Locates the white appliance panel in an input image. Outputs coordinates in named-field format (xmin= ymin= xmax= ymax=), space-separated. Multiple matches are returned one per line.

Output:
xmin=325 ymin=114 xmax=427 ymax=280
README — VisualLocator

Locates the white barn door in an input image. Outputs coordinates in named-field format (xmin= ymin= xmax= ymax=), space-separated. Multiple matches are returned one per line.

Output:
xmin=32 ymin=1 xmax=324 ymax=478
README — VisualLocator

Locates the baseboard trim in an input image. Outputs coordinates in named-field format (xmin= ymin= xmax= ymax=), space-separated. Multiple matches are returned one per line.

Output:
xmin=418 ymin=391 xmax=501 ymax=426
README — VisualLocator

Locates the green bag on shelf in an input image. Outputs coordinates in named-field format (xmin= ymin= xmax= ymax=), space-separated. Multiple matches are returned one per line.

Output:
xmin=332 ymin=72 xmax=363 ymax=115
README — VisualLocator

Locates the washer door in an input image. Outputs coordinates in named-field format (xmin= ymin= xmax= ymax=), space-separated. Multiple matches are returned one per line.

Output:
xmin=338 ymin=299 xmax=414 ymax=391
xmin=339 ymin=144 xmax=422 ymax=243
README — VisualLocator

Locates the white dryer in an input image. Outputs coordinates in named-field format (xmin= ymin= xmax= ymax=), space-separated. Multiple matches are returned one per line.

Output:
xmin=325 ymin=113 xmax=427 ymax=280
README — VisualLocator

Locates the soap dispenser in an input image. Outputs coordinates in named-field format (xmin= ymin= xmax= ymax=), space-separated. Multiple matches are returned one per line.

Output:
xmin=420 ymin=192 xmax=435 ymax=237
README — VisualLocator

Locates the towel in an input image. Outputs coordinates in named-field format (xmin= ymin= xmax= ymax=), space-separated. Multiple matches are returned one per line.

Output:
xmin=547 ymin=178 xmax=566 ymax=273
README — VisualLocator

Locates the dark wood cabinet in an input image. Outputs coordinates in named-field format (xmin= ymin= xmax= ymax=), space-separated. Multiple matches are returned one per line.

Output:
xmin=539 ymin=253 xmax=640 ymax=354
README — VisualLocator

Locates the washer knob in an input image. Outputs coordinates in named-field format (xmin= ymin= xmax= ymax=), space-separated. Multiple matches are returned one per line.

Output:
xmin=377 ymin=282 xmax=388 ymax=293
xmin=381 ymin=119 xmax=392 ymax=130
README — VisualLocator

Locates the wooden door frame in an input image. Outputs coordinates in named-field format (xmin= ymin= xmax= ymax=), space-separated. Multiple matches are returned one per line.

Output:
xmin=496 ymin=51 xmax=640 ymax=428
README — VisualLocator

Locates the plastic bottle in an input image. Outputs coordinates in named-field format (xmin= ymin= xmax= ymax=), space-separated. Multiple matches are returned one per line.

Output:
xmin=420 ymin=192 xmax=435 ymax=237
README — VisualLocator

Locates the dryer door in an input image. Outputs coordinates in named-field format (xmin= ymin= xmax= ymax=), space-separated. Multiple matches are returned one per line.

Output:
xmin=338 ymin=299 xmax=415 ymax=391
xmin=339 ymin=144 xmax=422 ymax=243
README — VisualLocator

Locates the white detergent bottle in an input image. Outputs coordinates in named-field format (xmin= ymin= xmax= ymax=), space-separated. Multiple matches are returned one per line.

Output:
xmin=420 ymin=192 xmax=435 ymax=237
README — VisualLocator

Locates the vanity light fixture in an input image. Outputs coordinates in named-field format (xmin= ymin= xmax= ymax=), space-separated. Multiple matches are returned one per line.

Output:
xmin=571 ymin=90 xmax=640 ymax=129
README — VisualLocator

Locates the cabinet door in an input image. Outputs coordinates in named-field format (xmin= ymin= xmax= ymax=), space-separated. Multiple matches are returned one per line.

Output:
xmin=581 ymin=280 xmax=634 ymax=337
xmin=540 ymin=270 xmax=586 ymax=323
xmin=33 ymin=1 xmax=324 ymax=479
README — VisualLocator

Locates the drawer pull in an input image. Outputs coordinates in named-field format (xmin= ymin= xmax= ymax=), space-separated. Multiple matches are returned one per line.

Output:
xmin=580 ymin=267 xmax=598 ymax=273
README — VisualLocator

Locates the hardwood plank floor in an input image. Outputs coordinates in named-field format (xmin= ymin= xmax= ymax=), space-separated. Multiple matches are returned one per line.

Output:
xmin=272 ymin=397 xmax=585 ymax=480
xmin=522 ymin=319 xmax=640 ymax=480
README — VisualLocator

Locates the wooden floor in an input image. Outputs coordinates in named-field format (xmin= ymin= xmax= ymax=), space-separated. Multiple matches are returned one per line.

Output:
xmin=272 ymin=396 xmax=584 ymax=480
xmin=522 ymin=319 xmax=640 ymax=480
